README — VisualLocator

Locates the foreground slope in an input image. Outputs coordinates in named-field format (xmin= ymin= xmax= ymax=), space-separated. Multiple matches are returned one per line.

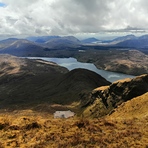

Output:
xmin=0 ymin=104 xmax=147 ymax=148
xmin=107 ymin=92 xmax=148 ymax=119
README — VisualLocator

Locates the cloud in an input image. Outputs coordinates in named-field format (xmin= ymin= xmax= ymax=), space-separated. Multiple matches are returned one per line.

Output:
xmin=0 ymin=0 xmax=148 ymax=38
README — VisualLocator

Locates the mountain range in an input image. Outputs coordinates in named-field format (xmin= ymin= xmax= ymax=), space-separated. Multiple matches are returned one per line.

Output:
xmin=0 ymin=36 xmax=82 ymax=56
xmin=0 ymin=35 xmax=148 ymax=76
xmin=1 ymin=34 xmax=148 ymax=50
xmin=84 ymin=34 xmax=148 ymax=49
xmin=43 ymin=36 xmax=81 ymax=49
xmin=27 ymin=35 xmax=60 ymax=43
xmin=0 ymin=38 xmax=45 ymax=56
xmin=1 ymin=34 xmax=148 ymax=53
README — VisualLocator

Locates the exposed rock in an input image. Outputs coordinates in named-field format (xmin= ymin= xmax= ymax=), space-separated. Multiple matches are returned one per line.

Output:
xmin=82 ymin=74 xmax=148 ymax=118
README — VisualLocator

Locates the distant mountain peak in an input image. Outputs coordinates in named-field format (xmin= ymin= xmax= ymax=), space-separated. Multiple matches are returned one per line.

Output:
xmin=139 ymin=34 xmax=148 ymax=39
xmin=26 ymin=35 xmax=60 ymax=43
xmin=110 ymin=34 xmax=137 ymax=44
xmin=44 ymin=36 xmax=81 ymax=49
xmin=115 ymin=34 xmax=148 ymax=48
xmin=81 ymin=37 xmax=99 ymax=44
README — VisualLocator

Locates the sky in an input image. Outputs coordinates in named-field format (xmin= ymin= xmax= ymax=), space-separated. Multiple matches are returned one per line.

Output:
xmin=0 ymin=0 xmax=148 ymax=40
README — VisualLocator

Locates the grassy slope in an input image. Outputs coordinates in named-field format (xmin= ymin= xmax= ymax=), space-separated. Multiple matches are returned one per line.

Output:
xmin=107 ymin=92 xmax=148 ymax=119
xmin=0 ymin=93 xmax=147 ymax=148
xmin=0 ymin=109 xmax=147 ymax=148
xmin=82 ymin=74 xmax=148 ymax=118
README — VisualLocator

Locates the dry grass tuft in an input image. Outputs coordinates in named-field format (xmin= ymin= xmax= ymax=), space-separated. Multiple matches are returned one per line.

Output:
xmin=0 ymin=110 xmax=147 ymax=148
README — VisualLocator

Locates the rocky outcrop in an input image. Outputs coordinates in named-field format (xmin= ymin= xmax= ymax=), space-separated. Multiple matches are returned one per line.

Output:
xmin=107 ymin=92 xmax=148 ymax=119
xmin=82 ymin=74 xmax=148 ymax=118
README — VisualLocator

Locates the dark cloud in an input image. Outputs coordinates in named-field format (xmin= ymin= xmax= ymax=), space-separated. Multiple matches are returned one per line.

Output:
xmin=49 ymin=0 xmax=111 ymax=34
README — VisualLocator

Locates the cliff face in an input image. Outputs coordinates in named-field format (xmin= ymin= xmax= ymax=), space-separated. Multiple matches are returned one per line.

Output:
xmin=82 ymin=74 xmax=148 ymax=118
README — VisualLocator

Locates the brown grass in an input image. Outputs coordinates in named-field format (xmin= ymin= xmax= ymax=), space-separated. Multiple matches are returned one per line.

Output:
xmin=0 ymin=110 xmax=147 ymax=148
xmin=107 ymin=92 xmax=148 ymax=119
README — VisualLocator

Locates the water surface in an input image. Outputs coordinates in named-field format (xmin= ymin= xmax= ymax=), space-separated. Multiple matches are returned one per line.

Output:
xmin=28 ymin=57 xmax=135 ymax=82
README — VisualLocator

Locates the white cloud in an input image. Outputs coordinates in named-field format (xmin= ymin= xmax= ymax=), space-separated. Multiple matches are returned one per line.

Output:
xmin=0 ymin=0 xmax=148 ymax=38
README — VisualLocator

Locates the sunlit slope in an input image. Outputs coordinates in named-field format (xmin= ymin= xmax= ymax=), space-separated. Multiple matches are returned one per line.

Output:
xmin=108 ymin=92 xmax=148 ymax=119
xmin=82 ymin=74 xmax=148 ymax=118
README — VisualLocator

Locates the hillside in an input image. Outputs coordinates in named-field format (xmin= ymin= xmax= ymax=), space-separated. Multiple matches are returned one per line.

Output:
xmin=76 ymin=49 xmax=148 ymax=75
xmin=0 ymin=109 xmax=147 ymax=148
xmin=107 ymin=92 xmax=148 ymax=119
xmin=82 ymin=74 xmax=148 ymax=118
xmin=116 ymin=34 xmax=148 ymax=48
xmin=0 ymin=39 xmax=45 ymax=56
xmin=44 ymin=36 xmax=81 ymax=49
xmin=0 ymin=54 xmax=147 ymax=116
xmin=0 ymin=54 xmax=110 ymax=113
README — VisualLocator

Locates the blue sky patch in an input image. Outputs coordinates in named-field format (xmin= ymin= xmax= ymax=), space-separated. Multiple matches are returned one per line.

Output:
xmin=0 ymin=2 xmax=6 ymax=7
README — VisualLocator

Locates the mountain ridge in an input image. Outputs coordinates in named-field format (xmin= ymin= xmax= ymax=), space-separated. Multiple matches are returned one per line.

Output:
xmin=81 ymin=37 xmax=100 ymax=44
xmin=0 ymin=35 xmax=148 ymax=76
xmin=115 ymin=34 xmax=148 ymax=48
xmin=82 ymin=74 xmax=148 ymax=118
xmin=107 ymin=92 xmax=148 ymax=119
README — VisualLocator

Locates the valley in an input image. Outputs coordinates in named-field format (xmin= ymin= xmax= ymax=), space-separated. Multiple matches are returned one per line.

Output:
xmin=0 ymin=35 xmax=148 ymax=147
xmin=1 ymin=0 xmax=148 ymax=147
